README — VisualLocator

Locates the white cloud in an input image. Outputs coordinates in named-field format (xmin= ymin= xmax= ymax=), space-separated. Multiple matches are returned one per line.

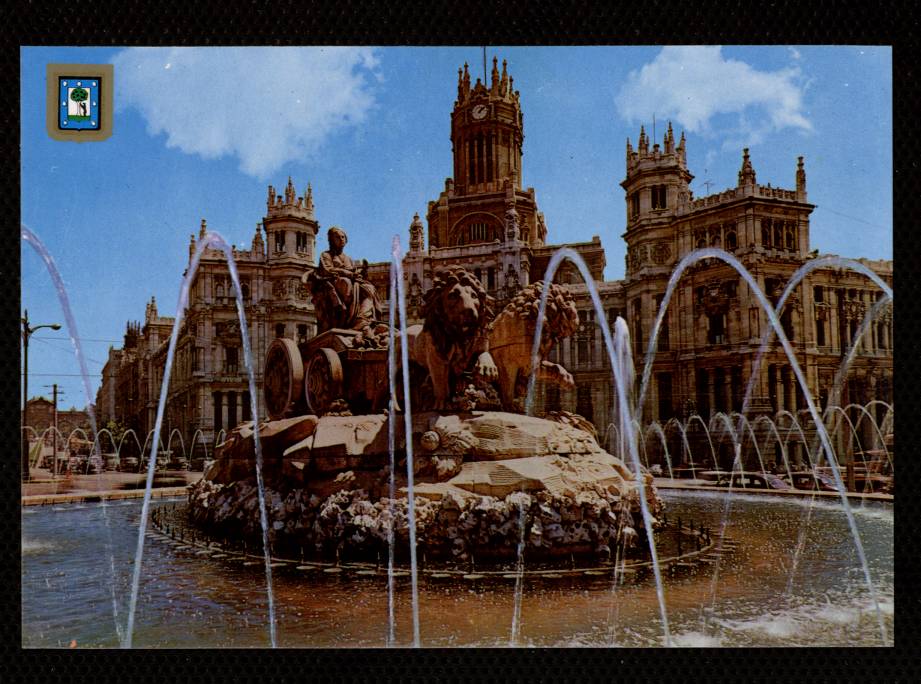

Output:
xmin=616 ymin=46 xmax=811 ymax=149
xmin=112 ymin=47 xmax=380 ymax=178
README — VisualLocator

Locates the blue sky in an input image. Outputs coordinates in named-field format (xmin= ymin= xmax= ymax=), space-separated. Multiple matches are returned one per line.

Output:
xmin=21 ymin=46 xmax=892 ymax=411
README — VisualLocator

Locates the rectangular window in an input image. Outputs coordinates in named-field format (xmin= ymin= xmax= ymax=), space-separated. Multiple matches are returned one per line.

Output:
xmin=731 ymin=366 xmax=742 ymax=413
xmin=242 ymin=391 xmax=251 ymax=423
xmin=225 ymin=346 xmax=238 ymax=374
xmin=227 ymin=391 xmax=237 ymax=429
xmin=651 ymin=185 xmax=667 ymax=210
xmin=781 ymin=309 xmax=795 ymax=341
xmin=297 ymin=324 xmax=308 ymax=344
xmin=696 ymin=369 xmax=710 ymax=418
xmin=275 ymin=323 xmax=285 ymax=339
xmin=576 ymin=384 xmax=593 ymax=421
xmin=487 ymin=267 xmax=495 ymax=291
xmin=213 ymin=392 xmax=223 ymax=435
xmin=816 ymin=318 xmax=826 ymax=347
xmin=713 ymin=368 xmax=727 ymax=413
xmin=275 ymin=230 xmax=285 ymax=252
xmin=657 ymin=373 xmax=673 ymax=421
xmin=577 ymin=338 xmax=589 ymax=367
xmin=476 ymin=135 xmax=485 ymax=185
xmin=486 ymin=134 xmax=494 ymax=182
xmin=630 ymin=192 xmax=640 ymax=219
xmin=813 ymin=286 xmax=824 ymax=303
xmin=707 ymin=313 xmax=726 ymax=345
xmin=468 ymin=138 xmax=476 ymax=185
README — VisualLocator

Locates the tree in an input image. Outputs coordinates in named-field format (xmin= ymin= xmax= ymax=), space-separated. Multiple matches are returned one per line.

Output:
xmin=103 ymin=419 xmax=128 ymax=453
xmin=70 ymin=87 xmax=89 ymax=117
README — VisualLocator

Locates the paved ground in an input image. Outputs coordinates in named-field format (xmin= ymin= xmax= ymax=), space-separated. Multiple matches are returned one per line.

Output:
xmin=22 ymin=467 xmax=203 ymax=505
xmin=652 ymin=477 xmax=893 ymax=502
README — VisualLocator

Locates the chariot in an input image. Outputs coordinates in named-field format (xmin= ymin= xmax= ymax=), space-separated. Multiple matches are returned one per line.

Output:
xmin=263 ymin=329 xmax=391 ymax=419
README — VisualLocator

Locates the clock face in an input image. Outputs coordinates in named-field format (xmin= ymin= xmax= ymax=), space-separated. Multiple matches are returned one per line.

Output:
xmin=471 ymin=104 xmax=488 ymax=120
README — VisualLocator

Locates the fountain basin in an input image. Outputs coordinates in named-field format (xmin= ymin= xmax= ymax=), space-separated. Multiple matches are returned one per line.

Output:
xmin=188 ymin=410 xmax=663 ymax=563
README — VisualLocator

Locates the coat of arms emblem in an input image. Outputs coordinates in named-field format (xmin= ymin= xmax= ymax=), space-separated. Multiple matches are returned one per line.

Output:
xmin=46 ymin=63 xmax=113 ymax=142
xmin=59 ymin=77 xmax=100 ymax=130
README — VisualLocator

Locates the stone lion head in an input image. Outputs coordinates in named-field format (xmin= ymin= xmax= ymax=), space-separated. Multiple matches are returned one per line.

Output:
xmin=422 ymin=267 xmax=495 ymax=357
xmin=504 ymin=281 xmax=580 ymax=349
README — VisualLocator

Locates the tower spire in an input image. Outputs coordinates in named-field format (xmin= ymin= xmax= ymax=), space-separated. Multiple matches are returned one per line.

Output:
xmin=738 ymin=148 xmax=756 ymax=187
xmin=305 ymin=182 xmax=315 ymax=216
xmin=199 ymin=218 xmax=207 ymax=239
xmin=796 ymin=155 xmax=807 ymax=199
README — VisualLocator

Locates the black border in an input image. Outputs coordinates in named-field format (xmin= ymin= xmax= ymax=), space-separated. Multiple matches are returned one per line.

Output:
xmin=6 ymin=1 xmax=920 ymax=681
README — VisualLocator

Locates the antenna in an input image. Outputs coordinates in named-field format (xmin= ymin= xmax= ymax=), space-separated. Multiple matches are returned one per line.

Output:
xmin=482 ymin=46 xmax=487 ymax=84
xmin=653 ymin=113 xmax=656 ymax=144
xmin=703 ymin=180 xmax=714 ymax=194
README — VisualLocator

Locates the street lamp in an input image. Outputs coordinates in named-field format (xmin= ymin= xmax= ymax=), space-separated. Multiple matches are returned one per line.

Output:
xmin=22 ymin=309 xmax=61 ymax=482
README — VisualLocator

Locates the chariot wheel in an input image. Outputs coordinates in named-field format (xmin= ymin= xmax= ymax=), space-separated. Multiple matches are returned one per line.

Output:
xmin=305 ymin=347 xmax=344 ymax=415
xmin=264 ymin=338 xmax=304 ymax=420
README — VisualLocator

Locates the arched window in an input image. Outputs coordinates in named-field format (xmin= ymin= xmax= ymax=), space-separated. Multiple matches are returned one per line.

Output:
xmin=762 ymin=220 xmax=771 ymax=247
xmin=773 ymin=224 xmax=783 ymax=249
xmin=696 ymin=237 xmax=706 ymax=249
xmin=710 ymin=233 xmax=721 ymax=248
xmin=726 ymin=231 xmax=737 ymax=250
xmin=476 ymin=133 xmax=485 ymax=184
xmin=785 ymin=227 xmax=795 ymax=251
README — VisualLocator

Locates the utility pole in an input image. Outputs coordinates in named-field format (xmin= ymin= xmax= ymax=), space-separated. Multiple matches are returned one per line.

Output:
xmin=42 ymin=384 xmax=66 ymax=480
xmin=52 ymin=384 xmax=58 ymax=480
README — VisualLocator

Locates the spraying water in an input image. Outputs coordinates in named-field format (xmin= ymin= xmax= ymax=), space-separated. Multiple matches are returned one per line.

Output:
xmin=390 ymin=235 xmax=421 ymax=647
xmin=124 ymin=231 xmax=277 ymax=648
xmin=21 ymin=224 xmax=124 ymax=645
xmin=633 ymin=246 xmax=887 ymax=645
xmin=386 ymin=244 xmax=398 ymax=647
xmin=523 ymin=247 xmax=672 ymax=646
xmin=509 ymin=492 xmax=530 ymax=646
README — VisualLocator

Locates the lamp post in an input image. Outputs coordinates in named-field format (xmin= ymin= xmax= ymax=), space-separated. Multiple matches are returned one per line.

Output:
xmin=21 ymin=309 xmax=62 ymax=482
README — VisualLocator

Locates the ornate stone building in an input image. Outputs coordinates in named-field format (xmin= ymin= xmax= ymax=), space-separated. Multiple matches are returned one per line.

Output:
xmin=96 ymin=179 xmax=320 ymax=454
xmin=99 ymin=57 xmax=893 ymax=467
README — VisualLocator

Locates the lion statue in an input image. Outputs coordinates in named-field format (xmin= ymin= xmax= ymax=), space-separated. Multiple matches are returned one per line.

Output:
xmin=488 ymin=281 xmax=580 ymax=411
xmin=401 ymin=267 xmax=498 ymax=410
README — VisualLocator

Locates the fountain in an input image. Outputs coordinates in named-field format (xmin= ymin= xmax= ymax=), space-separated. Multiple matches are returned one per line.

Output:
xmin=22 ymin=227 xmax=893 ymax=648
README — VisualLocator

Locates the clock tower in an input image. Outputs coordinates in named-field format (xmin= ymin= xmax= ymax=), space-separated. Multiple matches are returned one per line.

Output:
xmin=426 ymin=57 xmax=548 ymax=251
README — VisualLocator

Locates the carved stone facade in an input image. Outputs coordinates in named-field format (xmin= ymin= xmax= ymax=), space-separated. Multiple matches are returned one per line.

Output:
xmin=96 ymin=179 xmax=320 ymax=451
xmin=99 ymin=58 xmax=893 ymax=463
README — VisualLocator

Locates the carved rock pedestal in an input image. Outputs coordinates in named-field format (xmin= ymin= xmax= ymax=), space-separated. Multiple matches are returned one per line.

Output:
xmin=191 ymin=410 xmax=661 ymax=563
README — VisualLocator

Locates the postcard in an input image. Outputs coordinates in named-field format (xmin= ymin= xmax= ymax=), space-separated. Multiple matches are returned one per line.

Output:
xmin=21 ymin=45 xmax=893 ymax=649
